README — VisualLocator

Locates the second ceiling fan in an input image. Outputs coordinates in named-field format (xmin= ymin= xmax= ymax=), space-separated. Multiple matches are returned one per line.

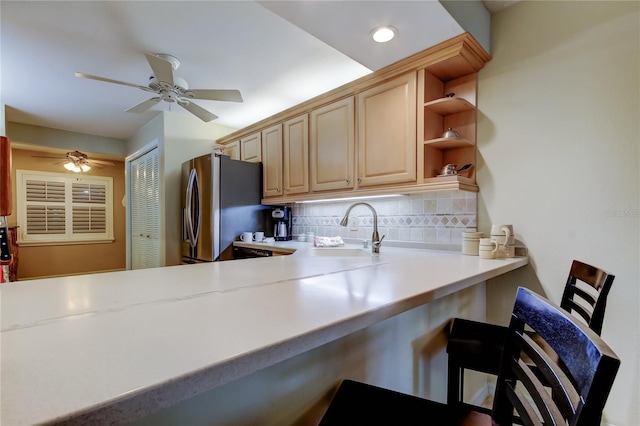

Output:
xmin=76 ymin=53 xmax=243 ymax=122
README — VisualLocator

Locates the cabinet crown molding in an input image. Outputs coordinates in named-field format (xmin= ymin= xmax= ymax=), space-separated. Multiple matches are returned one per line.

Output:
xmin=217 ymin=32 xmax=490 ymax=145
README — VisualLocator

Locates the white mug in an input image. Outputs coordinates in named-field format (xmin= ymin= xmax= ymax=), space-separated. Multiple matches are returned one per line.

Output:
xmin=253 ymin=231 xmax=264 ymax=242
xmin=490 ymin=224 xmax=515 ymax=258
xmin=479 ymin=238 xmax=498 ymax=259
xmin=240 ymin=232 xmax=253 ymax=242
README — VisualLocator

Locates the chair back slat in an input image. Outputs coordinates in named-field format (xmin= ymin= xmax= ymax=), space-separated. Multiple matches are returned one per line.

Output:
xmin=517 ymin=332 xmax=579 ymax=417
xmin=510 ymin=356 xmax=565 ymax=425
xmin=571 ymin=285 xmax=597 ymax=307
xmin=505 ymin=385 xmax=541 ymax=426
xmin=560 ymin=260 xmax=615 ymax=335
xmin=493 ymin=288 xmax=620 ymax=426
xmin=563 ymin=298 xmax=592 ymax=325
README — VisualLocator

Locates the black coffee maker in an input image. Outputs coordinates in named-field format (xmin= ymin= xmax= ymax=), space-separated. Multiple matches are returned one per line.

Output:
xmin=271 ymin=206 xmax=292 ymax=241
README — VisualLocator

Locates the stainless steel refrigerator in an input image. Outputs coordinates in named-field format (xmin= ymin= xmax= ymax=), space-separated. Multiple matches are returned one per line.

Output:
xmin=181 ymin=154 xmax=267 ymax=263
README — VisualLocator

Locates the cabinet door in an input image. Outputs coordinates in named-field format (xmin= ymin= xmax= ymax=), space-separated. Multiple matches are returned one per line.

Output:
xmin=223 ymin=140 xmax=240 ymax=160
xmin=283 ymin=114 xmax=309 ymax=195
xmin=240 ymin=132 xmax=262 ymax=162
xmin=310 ymin=97 xmax=355 ymax=192
xmin=262 ymin=124 xmax=283 ymax=198
xmin=357 ymin=72 xmax=417 ymax=187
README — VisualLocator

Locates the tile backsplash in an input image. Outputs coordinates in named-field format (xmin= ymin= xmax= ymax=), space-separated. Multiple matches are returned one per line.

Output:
xmin=291 ymin=191 xmax=477 ymax=251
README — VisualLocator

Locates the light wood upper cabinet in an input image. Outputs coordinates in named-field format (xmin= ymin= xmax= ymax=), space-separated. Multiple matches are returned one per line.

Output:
xmin=261 ymin=124 xmax=283 ymax=197
xmin=223 ymin=140 xmax=240 ymax=160
xmin=310 ymin=97 xmax=355 ymax=192
xmin=357 ymin=72 xmax=417 ymax=187
xmin=283 ymin=114 xmax=309 ymax=195
xmin=217 ymin=33 xmax=490 ymax=201
xmin=240 ymin=132 xmax=261 ymax=162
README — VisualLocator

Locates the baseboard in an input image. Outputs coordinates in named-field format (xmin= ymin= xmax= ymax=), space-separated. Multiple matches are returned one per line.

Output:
xmin=469 ymin=383 xmax=495 ymax=408
xmin=18 ymin=268 xmax=126 ymax=280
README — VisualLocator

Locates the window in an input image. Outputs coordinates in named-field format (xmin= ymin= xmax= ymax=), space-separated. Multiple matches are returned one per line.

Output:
xmin=16 ymin=170 xmax=114 ymax=245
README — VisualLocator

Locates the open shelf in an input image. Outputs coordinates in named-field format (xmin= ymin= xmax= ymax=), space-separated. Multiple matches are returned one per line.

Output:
xmin=424 ymin=97 xmax=475 ymax=115
xmin=423 ymin=137 xmax=474 ymax=150
xmin=423 ymin=174 xmax=475 ymax=185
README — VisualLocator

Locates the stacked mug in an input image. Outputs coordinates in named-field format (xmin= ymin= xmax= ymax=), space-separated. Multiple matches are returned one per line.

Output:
xmin=479 ymin=238 xmax=499 ymax=259
xmin=466 ymin=224 xmax=515 ymax=259
xmin=490 ymin=224 xmax=515 ymax=258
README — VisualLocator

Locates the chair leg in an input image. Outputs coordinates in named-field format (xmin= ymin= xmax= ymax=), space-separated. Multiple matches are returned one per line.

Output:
xmin=447 ymin=358 xmax=463 ymax=407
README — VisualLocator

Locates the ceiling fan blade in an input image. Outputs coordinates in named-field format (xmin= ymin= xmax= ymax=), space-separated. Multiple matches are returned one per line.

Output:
xmin=31 ymin=155 xmax=66 ymax=159
xmin=179 ymin=100 xmax=218 ymax=122
xmin=88 ymin=159 xmax=116 ymax=166
xmin=125 ymin=97 xmax=161 ymax=113
xmin=75 ymin=72 xmax=152 ymax=92
xmin=186 ymin=89 xmax=243 ymax=103
xmin=145 ymin=53 xmax=174 ymax=86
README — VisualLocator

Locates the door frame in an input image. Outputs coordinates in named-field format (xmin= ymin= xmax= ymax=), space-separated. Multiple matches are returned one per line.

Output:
xmin=125 ymin=140 xmax=159 ymax=270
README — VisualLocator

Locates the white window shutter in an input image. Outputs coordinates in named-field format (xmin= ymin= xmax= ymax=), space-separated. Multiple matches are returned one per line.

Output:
xmin=16 ymin=170 xmax=114 ymax=245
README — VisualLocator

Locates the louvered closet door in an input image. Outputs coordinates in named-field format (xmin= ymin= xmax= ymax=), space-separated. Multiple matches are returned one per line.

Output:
xmin=130 ymin=148 xmax=160 ymax=269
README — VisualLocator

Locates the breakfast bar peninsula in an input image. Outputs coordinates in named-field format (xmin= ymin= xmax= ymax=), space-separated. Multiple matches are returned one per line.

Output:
xmin=1 ymin=243 xmax=527 ymax=425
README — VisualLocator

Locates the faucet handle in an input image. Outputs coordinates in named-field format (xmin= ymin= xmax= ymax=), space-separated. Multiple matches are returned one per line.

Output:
xmin=363 ymin=239 xmax=369 ymax=248
xmin=372 ymin=235 xmax=385 ymax=253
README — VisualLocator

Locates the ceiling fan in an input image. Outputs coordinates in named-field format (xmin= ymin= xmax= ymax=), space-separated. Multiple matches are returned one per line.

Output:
xmin=33 ymin=151 xmax=115 ymax=173
xmin=75 ymin=53 xmax=243 ymax=122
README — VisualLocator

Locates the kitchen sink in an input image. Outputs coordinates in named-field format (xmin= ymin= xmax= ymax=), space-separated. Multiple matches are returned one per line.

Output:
xmin=309 ymin=247 xmax=371 ymax=257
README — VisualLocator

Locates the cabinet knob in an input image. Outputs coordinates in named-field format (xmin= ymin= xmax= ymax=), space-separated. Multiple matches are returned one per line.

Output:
xmin=357 ymin=177 xmax=362 ymax=183
xmin=346 ymin=179 xmax=351 ymax=185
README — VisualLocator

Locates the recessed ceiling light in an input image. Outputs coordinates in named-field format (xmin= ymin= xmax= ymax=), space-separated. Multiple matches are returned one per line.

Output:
xmin=372 ymin=26 xmax=397 ymax=43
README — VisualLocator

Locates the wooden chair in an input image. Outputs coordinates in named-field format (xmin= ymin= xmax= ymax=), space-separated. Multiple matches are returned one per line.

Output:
xmin=447 ymin=260 xmax=615 ymax=413
xmin=319 ymin=287 xmax=620 ymax=426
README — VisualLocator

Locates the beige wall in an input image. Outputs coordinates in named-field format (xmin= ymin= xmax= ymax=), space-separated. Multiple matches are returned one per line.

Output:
xmin=7 ymin=148 xmax=126 ymax=279
xmin=478 ymin=2 xmax=639 ymax=424
xmin=8 ymin=121 xmax=127 ymax=157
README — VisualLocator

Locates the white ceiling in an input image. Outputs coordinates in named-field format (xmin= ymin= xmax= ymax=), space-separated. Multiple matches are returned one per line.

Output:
xmin=0 ymin=1 xmax=511 ymax=147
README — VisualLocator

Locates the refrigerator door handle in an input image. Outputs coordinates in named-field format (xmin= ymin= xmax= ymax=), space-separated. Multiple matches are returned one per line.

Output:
xmin=192 ymin=170 xmax=201 ymax=248
xmin=185 ymin=168 xmax=200 ymax=248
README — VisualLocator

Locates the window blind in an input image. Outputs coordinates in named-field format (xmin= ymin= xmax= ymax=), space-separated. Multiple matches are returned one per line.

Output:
xmin=17 ymin=170 xmax=114 ymax=245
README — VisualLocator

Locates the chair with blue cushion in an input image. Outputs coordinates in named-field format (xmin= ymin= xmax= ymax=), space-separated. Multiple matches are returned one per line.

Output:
xmin=319 ymin=287 xmax=620 ymax=426
xmin=447 ymin=260 xmax=615 ymax=414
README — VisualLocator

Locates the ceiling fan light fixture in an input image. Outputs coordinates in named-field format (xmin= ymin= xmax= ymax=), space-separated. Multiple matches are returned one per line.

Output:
xmin=372 ymin=26 xmax=397 ymax=43
xmin=63 ymin=158 xmax=90 ymax=173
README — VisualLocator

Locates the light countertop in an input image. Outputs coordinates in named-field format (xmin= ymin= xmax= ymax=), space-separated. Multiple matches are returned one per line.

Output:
xmin=1 ymin=243 xmax=527 ymax=425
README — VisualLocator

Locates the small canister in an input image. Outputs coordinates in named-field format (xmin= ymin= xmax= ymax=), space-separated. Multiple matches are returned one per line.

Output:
xmin=462 ymin=231 xmax=483 ymax=256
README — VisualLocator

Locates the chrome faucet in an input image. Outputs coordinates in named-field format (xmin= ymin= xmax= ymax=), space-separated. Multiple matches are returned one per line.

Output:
xmin=340 ymin=202 xmax=385 ymax=255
